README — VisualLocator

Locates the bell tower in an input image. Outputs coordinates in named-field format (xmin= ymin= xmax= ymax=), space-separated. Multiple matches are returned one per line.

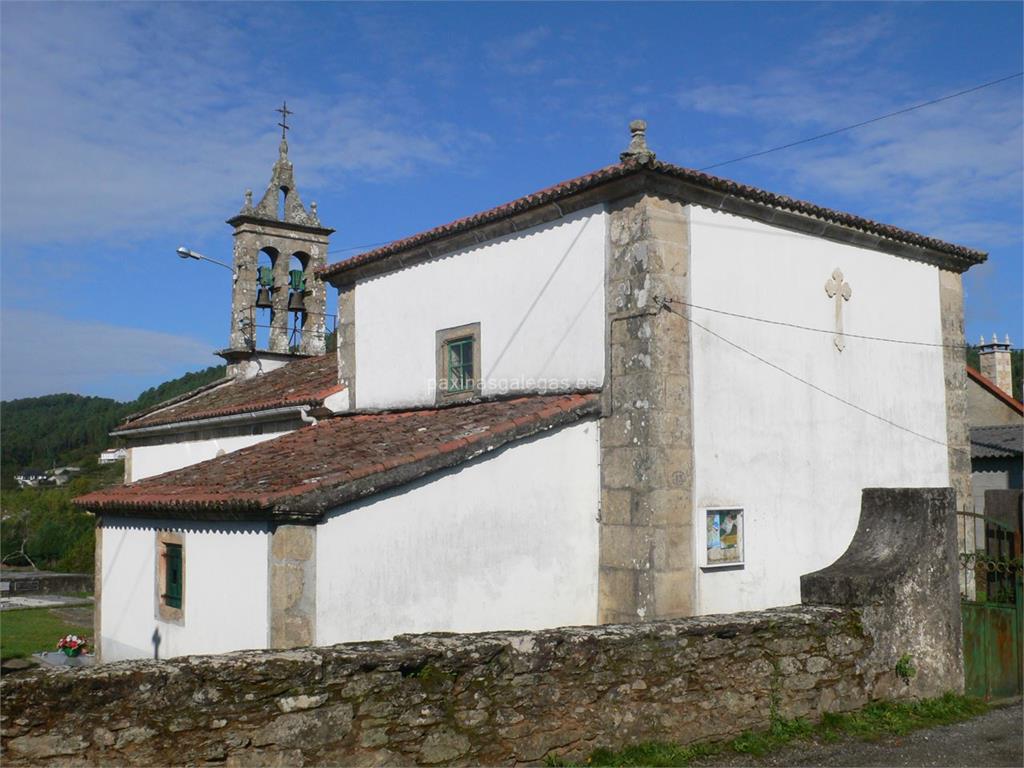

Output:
xmin=219 ymin=103 xmax=334 ymax=377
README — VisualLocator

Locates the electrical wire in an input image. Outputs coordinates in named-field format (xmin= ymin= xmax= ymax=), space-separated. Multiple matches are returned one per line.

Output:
xmin=662 ymin=298 xmax=1020 ymax=351
xmin=660 ymin=301 xmax=972 ymax=453
xmin=326 ymin=240 xmax=393 ymax=256
xmin=699 ymin=72 xmax=1024 ymax=171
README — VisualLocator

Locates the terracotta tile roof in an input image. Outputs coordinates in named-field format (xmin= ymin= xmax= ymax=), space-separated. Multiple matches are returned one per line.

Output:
xmin=966 ymin=365 xmax=1023 ymax=416
xmin=77 ymin=392 xmax=601 ymax=521
xmin=319 ymin=157 xmax=986 ymax=281
xmin=118 ymin=354 xmax=341 ymax=432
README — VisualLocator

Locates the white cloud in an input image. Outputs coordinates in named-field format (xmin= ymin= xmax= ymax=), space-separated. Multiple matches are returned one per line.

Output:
xmin=484 ymin=26 xmax=551 ymax=75
xmin=802 ymin=12 xmax=897 ymax=66
xmin=676 ymin=32 xmax=1022 ymax=251
xmin=0 ymin=4 xmax=482 ymax=248
xmin=0 ymin=309 xmax=214 ymax=401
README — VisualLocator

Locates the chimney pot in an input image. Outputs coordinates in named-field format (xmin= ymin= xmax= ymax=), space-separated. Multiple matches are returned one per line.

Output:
xmin=979 ymin=332 xmax=1013 ymax=395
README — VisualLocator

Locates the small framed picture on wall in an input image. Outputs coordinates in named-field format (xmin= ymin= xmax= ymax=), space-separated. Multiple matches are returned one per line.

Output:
xmin=704 ymin=507 xmax=744 ymax=568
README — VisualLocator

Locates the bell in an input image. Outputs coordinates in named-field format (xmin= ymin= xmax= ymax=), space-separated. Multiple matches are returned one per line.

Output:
xmin=288 ymin=291 xmax=305 ymax=311
xmin=256 ymin=287 xmax=273 ymax=308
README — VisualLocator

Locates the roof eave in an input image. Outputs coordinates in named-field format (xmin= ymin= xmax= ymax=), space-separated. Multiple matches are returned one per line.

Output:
xmin=114 ymin=403 xmax=317 ymax=437
xmin=75 ymin=498 xmax=273 ymax=521
xmin=119 ymin=376 xmax=234 ymax=427
xmin=320 ymin=162 xmax=986 ymax=286
xmin=322 ymin=172 xmax=643 ymax=287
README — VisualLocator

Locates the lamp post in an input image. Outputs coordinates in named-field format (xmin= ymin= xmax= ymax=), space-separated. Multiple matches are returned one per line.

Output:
xmin=177 ymin=246 xmax=252 ymax=347
xmin=176 ymin=247 xmax=236 ymax=278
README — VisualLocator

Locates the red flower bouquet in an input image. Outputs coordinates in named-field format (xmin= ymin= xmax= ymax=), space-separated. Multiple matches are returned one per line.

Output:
xmin=57 ymin=634 xmax=88 ymax=657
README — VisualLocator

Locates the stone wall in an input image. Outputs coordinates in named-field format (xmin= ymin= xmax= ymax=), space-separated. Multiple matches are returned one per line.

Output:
xmin=802 ymin=487 xmax=964 ymax=697
xmin=2 ymin=487 xmax=962 ymax=767
xmin=3 ymin=605 xmax=922 ymax=767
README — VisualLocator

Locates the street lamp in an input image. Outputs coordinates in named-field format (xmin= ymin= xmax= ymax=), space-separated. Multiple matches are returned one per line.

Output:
xmin=176 ymin=247 xmax=236 ymax=277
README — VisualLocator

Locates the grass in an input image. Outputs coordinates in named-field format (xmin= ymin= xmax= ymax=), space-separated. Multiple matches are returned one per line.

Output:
xmin=547 ymin=693 xmax=988 ymax=767
xmin=0 ymin=606 xmax=92 ymax=660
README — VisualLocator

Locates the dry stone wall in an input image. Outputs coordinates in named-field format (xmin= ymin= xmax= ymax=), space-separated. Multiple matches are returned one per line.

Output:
xmin=3 ymin=488 xmax=961 ymax=767
xmin=3 ymin=605 xmax=932 ymax=767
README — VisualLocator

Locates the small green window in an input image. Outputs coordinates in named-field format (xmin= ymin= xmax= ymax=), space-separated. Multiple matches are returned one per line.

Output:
xmin=164 ymin=543 xmax=182 ymax=609
xmin=446 ymin=337 xmax=474 ymax=393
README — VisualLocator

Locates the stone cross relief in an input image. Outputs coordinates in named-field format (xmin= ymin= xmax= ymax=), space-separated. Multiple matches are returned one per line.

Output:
xmin=824 ymin=268 xmax=852 ymax=351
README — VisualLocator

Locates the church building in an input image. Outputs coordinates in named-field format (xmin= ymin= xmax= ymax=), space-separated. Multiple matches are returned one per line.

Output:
xmin=76 ymin=119 xmax=985 ymax=663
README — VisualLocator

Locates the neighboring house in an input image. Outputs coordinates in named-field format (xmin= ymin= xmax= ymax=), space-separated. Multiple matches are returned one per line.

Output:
xmin=970 ymin=425 xmax=1023 ymax=514
xmin=966 ymin=337 xmax=1023 ymax=515
xmin=77 ymin=120 xmax=987 ymax=662
xmin=98 ymin=448 xmax=127 ymax=465
xmin=14 ymin=468 xmax=47 ymax=488
xmin=15 ymin=466 xmax=81 ymax=488
xmin=50 ymin=467 xmax=82 ymax=487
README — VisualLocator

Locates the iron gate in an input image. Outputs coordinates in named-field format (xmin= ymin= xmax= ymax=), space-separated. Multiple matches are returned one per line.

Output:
xmin=958 ymin=510 xmax=1023 ymax=699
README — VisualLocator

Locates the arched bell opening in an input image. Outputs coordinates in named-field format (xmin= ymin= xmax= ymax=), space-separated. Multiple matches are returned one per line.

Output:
xmin=255 ymin=247 xmax=279 ymax=350
xmin=288 ymin=252 xmax=310 ymax=351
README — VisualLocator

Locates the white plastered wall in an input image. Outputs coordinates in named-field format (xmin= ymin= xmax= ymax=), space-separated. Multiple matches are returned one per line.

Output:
xmin=316 ymin=421 xmax=601 ymax=643
xmin=128 ymin=431 xmax=290 ymax=482
xmin=354 ymin=207 xmax=607 ymax=409
xmin=688 ymin=206 xmax=950 ymax=614
xmin=99 ymin=518 xmax=269 ymax=661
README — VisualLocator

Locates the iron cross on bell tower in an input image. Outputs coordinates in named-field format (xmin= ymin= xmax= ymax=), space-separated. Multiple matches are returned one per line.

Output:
xmin=276 ymin=101 xmax=293 ymax=140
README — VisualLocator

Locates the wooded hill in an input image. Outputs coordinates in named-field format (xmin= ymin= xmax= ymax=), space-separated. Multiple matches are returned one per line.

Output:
xmin=1 ymin=365 xmax=226 ymax=488
xmin=2 ymin=348 xmax=1019 ymax=486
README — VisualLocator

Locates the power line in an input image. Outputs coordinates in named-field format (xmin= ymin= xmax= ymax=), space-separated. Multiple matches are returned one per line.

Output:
xmin=699 ymin=72 xmax=1024 ymax=171
xmin=326 ymin=240 xmax=393 ymax=256
xmin=662 ymin=302 xmax=970 ymax=452
xmin=325 ymin=72 xmax=1023 ymax=257
xmin=662 ymin=298 xmax=1021 ymax=351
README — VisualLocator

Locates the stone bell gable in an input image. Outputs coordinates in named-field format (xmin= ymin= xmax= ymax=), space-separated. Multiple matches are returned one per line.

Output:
xmin=220 ymin=122 xmax=334 ymax=376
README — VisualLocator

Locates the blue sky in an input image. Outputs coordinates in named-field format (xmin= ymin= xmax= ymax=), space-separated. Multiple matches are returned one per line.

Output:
xmin=1 ymin=1 xmax=1021 ymax=401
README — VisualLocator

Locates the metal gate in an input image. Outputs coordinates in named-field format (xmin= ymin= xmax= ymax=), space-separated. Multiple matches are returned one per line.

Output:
xmin=958 ymin=510 xmax=1023 ymax=699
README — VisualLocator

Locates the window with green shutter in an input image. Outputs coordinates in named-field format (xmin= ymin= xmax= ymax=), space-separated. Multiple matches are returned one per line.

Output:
xmin=446 ymin=337 xmax=474 ymax=393
xmin=435 ymin=322 xmax=481 ymax=403
xmin=164 ymin=543 xmax=182 ymax=609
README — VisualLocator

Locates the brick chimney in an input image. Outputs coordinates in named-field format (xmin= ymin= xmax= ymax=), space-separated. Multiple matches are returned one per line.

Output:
xmin=978 ymin=333 xmax=1013 ymax=394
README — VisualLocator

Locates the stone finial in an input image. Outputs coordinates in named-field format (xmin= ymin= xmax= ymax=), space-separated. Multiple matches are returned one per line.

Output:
xmin=620 ymin=119 xmax=656 ymax=163
xmin=309 ymin=201 xmax=321 ymax=225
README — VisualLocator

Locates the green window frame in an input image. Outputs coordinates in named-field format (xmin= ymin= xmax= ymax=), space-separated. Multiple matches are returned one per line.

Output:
xmin=164 ymin=543 xmax=183 ymax=609
xmin=446 ymin=336 xmax=475 ymax=393
xmin=436 ymin=322 xmax=481 ymax=403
